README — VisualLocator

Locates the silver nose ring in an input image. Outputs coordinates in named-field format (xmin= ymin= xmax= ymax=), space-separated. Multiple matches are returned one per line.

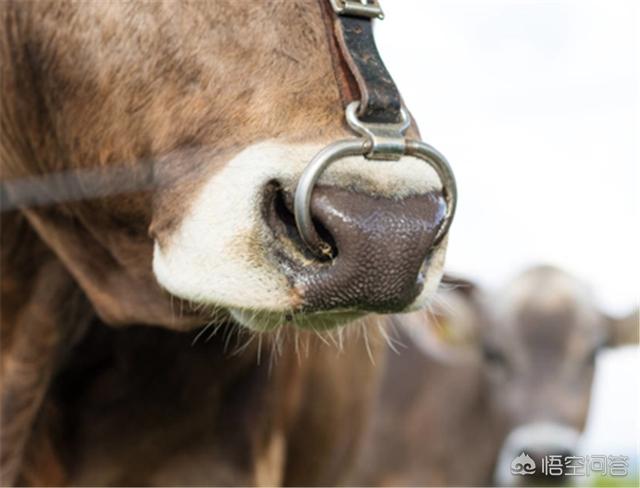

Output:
xmin=294 ymin=102 xmax=457 ymax=258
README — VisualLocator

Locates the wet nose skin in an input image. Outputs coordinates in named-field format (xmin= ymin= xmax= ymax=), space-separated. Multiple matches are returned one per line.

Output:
xmin=296 ymin=186 xmax=446 ymax=312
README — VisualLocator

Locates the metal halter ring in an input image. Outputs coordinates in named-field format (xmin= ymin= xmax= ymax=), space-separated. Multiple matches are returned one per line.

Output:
xmin=294 ymin=103 xmax=458 ymax=258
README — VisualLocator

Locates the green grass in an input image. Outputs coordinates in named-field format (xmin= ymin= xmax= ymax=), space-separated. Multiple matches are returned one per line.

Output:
xmin=590 ymin=474 xmax=639 ymax=487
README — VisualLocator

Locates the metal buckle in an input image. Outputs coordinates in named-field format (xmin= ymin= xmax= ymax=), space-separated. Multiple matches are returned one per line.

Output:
xmin=329 ymin=0 xmax=384 ymax=20
xmin=345 ymin=102 xmax=409 ymax=160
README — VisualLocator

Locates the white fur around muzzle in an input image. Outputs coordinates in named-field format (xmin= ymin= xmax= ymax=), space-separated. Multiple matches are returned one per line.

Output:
xmin=494 ymin=422 xmax=581 ymax=486
xmin=152 ymin=140 xmax=447 ymax=323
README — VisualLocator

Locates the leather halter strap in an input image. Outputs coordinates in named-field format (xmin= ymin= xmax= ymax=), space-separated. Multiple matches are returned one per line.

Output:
xmin=324 ymin=0 xmax=403 ymax=124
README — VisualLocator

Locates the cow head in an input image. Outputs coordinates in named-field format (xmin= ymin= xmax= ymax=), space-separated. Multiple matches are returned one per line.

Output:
xmin=484 ymin=267 xmax=637 ymax=486
xmin=1 ymin=1 xmax=449 ymax=331
xmin=402 ymin=267 xmax=637 ymax=486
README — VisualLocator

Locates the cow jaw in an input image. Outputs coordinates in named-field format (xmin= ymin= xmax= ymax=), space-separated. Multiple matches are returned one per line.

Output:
xmin=152 ymin=140 xmax=448 ymax=330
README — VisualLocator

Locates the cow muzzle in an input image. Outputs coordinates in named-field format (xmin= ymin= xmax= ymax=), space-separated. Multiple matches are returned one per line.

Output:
xmin=151 ymin=141 xmax=452 ymax=331
xmin=493 ymin=422 xmax=581 ymax=486
xmin=265 ymin=183 xmax=446 ymax=314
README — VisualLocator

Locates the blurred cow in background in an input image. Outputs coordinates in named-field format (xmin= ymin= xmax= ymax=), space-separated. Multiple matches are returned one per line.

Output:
xmin=352 ymin=266 xmax=638 ymax=486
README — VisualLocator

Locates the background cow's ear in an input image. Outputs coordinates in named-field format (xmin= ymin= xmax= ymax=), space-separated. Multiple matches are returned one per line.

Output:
xmin=432 ymin=274 xmax=484 ymax=348
xmin=606 ymin=309 xmax=639 ymax=347
xmin=397 ymin=274 xmax=486 ymax=362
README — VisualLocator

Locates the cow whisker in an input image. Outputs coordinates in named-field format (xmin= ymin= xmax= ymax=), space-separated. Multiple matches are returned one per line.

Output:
xmin=232 ymin=331 xmax=257 ymax=357
xmin=293 ymin=328 xmax=301 ymax=364
xmin=191 ymin=321 xmax=214 ymax=346
xmin=256 ymin=334 xmax=263 ymax=366
xmin=360 ymin=321 xmax=375 ymax=365
xmin=377 ymin=319 xmax=401 ymax=355
xmin=312 ymin=328 xmax=332 ymax=348
xmin=324 ymin=327 xmax=340 ymax=349
xmin=268 ymin=328 xmax=283 ymax=376
xmin=206 ymin=322 xmax=225 ymax=342
xmin=223 ymin=322 xmax=238 ymax=353
xmin=277 ymin=324 xmax=287 ymax=357
xmin=304 ymin=329 xmax=311 ymax=358
xmin=337 ymin=327 xmax=345 ymax=352
xmin=383 ymin=315 xmax=407 ymax=350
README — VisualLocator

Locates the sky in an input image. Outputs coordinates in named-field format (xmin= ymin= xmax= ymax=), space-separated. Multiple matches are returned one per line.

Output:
xmin=376 ymin=0 xmax=638 ymax=462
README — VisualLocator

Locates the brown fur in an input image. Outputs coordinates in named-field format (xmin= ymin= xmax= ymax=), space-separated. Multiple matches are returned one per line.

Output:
xmin=1 ymin=212 xmax=93 ymax=485
xmin=1 ymin=0 xmax=353 ymax=328
xmin=14 ymin=321 xmax=381 ymax=486
xmin=0 ymin=1 xmax=392 ymax=484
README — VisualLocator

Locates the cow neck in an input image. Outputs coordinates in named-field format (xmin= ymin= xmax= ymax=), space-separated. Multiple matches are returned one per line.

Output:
xmin=318 ymin=0 xmax=403 ymax=124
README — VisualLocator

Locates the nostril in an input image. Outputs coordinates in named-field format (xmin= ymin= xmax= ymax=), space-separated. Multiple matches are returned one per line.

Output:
xmin=273 ymin=189 xmax=296 ymax=232
xmin=266 ymin=183 xmax=338 ymax=261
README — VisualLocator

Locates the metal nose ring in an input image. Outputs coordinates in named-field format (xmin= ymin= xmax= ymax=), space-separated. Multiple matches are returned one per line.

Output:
xmin=294 ymin=102 xmax=458 ymax=258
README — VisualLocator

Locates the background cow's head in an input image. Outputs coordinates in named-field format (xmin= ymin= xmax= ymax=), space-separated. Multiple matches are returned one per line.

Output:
xmin=1 ymin=1 xmax=449 ymax=330
xmin=402 ymin=266 xmax=638 ymax=486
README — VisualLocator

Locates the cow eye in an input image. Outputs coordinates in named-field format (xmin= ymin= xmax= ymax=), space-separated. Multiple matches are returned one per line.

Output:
xmin=482 ymin=343 xmax=507 ymax=367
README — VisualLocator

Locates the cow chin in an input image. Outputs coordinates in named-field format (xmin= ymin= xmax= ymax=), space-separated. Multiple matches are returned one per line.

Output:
xmin=152 ymin=140 xmax=448 ymax=331
xmin=226 ymin=249 xmax=446 ymax=331
xmin=228 ymin=308 xmax=367 ymax=331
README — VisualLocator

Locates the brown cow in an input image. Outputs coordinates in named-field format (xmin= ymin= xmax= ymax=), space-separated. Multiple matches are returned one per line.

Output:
xmin=0 ymin=1 xmax=452 ymax=485
xmin=352 ymin=266 xmax=638 ymax=486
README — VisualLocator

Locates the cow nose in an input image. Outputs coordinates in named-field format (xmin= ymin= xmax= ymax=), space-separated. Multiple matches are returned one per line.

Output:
xmin=493 ymin=422 xmax=582 ymax=486
xmin=266 ymin=184 xmax=446 ymax=312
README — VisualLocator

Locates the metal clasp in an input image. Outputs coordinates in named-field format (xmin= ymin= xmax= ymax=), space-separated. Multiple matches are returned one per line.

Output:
xmin=345 ymin=101 xmax=410 ymax=160
xmin=329 ymin=0 xmax=384 ymax=20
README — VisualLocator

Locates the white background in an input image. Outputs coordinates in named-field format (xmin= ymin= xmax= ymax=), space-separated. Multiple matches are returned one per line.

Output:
xmin=378 ymin=0 xmax=638 ymax=465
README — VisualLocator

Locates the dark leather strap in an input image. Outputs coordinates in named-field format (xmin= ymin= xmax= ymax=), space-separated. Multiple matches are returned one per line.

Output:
xmin=328 ymin=2 xmax=403 ymax=124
